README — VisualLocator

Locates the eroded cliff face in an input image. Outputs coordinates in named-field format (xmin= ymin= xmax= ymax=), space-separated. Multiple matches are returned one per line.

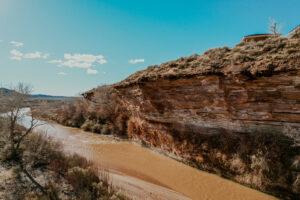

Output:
xmin=85 ymin=33 xmax=300 ymax=199
xmin=116 ymin=72 xmax=300 ymax=197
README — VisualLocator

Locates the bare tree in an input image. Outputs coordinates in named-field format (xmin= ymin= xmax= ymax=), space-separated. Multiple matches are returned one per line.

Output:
xmin=0 ymin=83 xmax=47 ymax=196
xmin=269 ymin=18 xmax=281 ymax=35
xmin=0 ymin=84 xmax=38 ymax=158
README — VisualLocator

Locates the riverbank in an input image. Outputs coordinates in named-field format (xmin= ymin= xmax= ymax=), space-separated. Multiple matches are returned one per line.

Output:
xmin=24 ymin=116 xmax=277 ymax=200
xmin=0 ymin=114 xmax=128 ymax=200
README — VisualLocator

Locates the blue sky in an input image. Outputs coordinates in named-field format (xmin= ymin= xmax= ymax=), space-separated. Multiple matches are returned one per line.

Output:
xmin=0 ymin=0 xmax=299 ymax=96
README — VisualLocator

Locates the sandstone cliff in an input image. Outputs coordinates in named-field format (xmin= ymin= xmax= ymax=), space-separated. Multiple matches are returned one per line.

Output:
xmin=87 ymin=31 xmax=300 ymax=199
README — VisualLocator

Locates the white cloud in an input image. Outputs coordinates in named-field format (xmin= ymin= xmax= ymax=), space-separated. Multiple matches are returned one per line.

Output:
xmin=58 ymin=72 xmax=67 ymax=76
xmin=10 ymin=49 xmax=49 ymax=60
xmin=10 ymin=41 xmax=24 ymax=48
xmin=10 ymin=49 xmax=23 ymax=60
xmin=48 ymin=59 xmax=62 ymax=64
xmin=129 ymin=58 xmax=145 ymax=64
xmin=86 ymin=68 xmax=98 ymax=75
xmin=23 ymin=52 xmax=49 ymax=59
xmin=49 ymin=53 xmax=106 ymax=74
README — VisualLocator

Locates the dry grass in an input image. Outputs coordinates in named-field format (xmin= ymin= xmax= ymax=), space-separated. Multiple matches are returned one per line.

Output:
xmin=0 ymin=117 xmax=128 ymax=200
xmin=116 ymin=34 xmax=300 ymax=87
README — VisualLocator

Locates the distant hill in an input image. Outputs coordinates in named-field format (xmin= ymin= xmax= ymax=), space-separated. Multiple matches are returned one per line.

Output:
xmin=30 ymin=94 xmax=73 ymax=101
xmin=0 ymin=88 xmax=73 ymax=101
xmin=0 ymin=88 xmax=15 ymax=96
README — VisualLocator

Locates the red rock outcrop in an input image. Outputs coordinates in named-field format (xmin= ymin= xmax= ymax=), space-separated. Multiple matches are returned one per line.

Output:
xmin=87 ymin=35 xmax=300 ymax=198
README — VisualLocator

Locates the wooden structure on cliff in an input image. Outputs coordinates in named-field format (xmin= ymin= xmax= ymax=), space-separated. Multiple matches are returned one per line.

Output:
xmin=243 ymin=25 xmax=300 ymax=42
xmin=242 ymin=33 xmax=273 ymax=43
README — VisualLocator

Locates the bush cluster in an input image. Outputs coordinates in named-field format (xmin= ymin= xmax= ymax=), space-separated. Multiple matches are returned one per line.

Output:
xmin=34 ymin=85 xmax=128 ymax=137
xmin=0 ymin=118 xmax=128 ymax=200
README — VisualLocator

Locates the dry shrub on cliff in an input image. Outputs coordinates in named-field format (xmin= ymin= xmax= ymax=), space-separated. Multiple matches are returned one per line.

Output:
xmin=41 ymin=85 xmax=128 ymax=136
xmin=89 ymin=85 xmax=128 ymax=136
xmin=90 ymin=85 xmax=119 ymax=120
xmin=176 ymin=125 xmax=299 ymax=198
xmin=117 ymin=33 xmax=300 ymax=87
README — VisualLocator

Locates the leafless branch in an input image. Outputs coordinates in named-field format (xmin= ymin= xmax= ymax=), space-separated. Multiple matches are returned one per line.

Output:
xmin=0 ymin=83 xmax=48 ymax=196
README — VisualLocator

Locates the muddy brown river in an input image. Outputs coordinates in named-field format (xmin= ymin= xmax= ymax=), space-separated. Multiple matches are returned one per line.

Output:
xmin=20 ymin=111 xmax=277 ymax=200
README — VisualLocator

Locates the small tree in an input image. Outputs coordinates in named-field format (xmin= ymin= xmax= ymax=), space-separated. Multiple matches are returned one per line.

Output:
xmin=269 ymin=18 xmax=281 ymax=35
xmin=0 ymin=83 xmax=47 ymax=196
xmin=0 ymin=83 xmax=39 ymax=159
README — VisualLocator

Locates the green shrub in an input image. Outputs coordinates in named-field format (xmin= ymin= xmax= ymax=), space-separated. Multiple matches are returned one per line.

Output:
xmin=23 ymin=134 xmax=62 ymax=168
xmin=101 ymin=124 xmax=111 ymax=135
xmin=81 ymin=120 xmax=94 ymax=131
xmin=67 ymin=167 xmax=100 ymax=195
xmin=92 ymin=123 xmax=102 ymax=133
